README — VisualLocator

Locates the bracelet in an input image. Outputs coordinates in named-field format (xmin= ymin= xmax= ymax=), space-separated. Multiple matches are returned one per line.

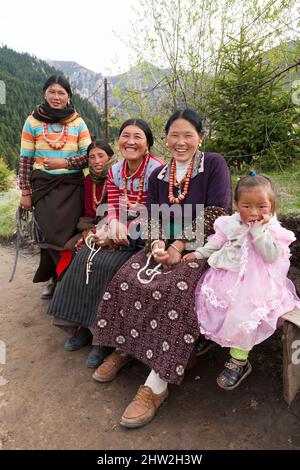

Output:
xmin=22 ymin=192 xmax=31 ymax=196
xmin=170 ymin=243 xmax=182 ymax=254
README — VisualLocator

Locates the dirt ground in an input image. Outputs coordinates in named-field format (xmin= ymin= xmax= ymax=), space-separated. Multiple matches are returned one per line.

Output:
xmin=0 ymin=244 xmax=300 ymax=450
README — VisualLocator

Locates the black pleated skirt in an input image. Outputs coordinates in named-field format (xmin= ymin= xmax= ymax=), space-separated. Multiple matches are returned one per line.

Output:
xmin=47 ymin=245 xmax=135 ymax=327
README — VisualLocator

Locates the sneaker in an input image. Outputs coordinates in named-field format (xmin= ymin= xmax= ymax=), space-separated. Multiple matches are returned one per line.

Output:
xmin=195 ymin=337 xmax=216 ymax=356
xmin=92 ymin=351 xmax=132 ymax=383
xmin=217 ymin=358 xmax=252 ymax=390
xmin=86 ymin=346 xmax=114 ymax=369
xmin=64 ymin=327 xmax=92 ymax=351
xmin=41 ymin=278 xmax=57 ymax=300
xmin=120 ymin=385 xmax=168 ymax=429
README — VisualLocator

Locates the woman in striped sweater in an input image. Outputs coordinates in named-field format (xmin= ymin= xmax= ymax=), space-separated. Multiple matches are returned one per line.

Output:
xmin=48 ymin=119 xmax=164 ymax=368
xmin=19 ymin=75 xmax=91 ymax=298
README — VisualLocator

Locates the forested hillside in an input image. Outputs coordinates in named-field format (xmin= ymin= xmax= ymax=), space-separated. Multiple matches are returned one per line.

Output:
xmin=0 ymin=46 xmax=105 ymax=170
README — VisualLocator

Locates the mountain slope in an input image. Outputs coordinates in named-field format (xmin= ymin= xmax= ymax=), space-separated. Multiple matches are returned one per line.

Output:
xmin=0 ymin=46 xmax=105 ymax=170
xmin=47 ymin=60 xmax=169 ymax=112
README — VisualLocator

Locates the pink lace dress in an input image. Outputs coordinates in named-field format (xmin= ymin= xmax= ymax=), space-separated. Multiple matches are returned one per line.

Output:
xmin=195 ymin=214 xmax=300 ymax=351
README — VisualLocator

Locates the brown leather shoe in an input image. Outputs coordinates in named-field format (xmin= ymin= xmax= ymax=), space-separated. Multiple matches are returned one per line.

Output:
xmin=92 ymin=351 xmax=132 ymax=383
xmin=120 ymin=385 xmax=168 ymax=429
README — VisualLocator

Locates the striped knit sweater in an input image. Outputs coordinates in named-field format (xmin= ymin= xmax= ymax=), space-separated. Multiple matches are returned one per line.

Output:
xmin=19 ymin=114 xmax=91 ymax=189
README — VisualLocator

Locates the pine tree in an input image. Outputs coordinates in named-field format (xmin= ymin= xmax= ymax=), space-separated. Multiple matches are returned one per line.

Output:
xmin=205 ymin=29 xmax=298 ymax=169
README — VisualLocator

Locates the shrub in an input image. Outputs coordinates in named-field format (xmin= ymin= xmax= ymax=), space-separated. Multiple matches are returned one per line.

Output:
xmin=0 ymin=157 xmax=13 ymax=192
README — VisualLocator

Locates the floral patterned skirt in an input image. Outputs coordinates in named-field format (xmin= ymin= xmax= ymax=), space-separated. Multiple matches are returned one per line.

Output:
xmin=93 ymin=249 xmax=208 ymax=384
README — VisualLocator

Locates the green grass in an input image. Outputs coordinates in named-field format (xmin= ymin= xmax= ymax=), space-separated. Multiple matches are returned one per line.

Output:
xmin=0 ymin=192 xmax=19 ymax=239
xmin=0 ymin=166 xmax=299 ymax=240
xmin=270 ymin=171 xmax=300 ymax=215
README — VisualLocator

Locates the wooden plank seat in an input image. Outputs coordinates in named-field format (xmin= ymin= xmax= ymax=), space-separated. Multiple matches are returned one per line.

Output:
xmin=282 ymin=307 xmax=300 ymax=405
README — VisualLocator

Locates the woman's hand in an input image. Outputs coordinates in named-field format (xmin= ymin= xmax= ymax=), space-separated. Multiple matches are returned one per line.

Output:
xmin=93 ymin=225 xmax=112 ymax=247
xmin=20 ymin=194 xmax=32 ymax=211
xmin=152 ymin=240 xmax=184 ymax=266
xmin=165 ymin=244 xmax=182 ymax=265
xmin=182 ymin=252 xmax=197 ymax=262
xmin=75 ymin=237 xmax=84 ymax=252
xmin=108 ymin=220 xmax=130 ymax=246
xmin=43 ymin=158 xmax=68 ymax=170
xmin=152 ymin=240 xmax=169 ymax=264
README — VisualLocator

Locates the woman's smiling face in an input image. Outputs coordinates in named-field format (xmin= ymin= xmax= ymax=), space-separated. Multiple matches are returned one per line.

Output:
xmin=166 ymin=118 xmax=203 ymax=162
xmin=118 ymin=125 xmax=148 ymax=161
xmin=44 ymin=83 xmax=69 ymax=109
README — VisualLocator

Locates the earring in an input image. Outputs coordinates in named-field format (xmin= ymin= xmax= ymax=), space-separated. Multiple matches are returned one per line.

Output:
xmin=166 ymin=142 xmax=169 ymax=148
xmin=67 ymin=99 xmax=70 ymax=105
xmin=144 ymin=148 xmax=149 ymax=155
xmin=198 ymin=141 xmax=202 ymax=150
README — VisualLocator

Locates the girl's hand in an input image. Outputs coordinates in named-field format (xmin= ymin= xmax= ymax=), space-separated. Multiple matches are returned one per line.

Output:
xmin=182 ymin=252 xmax=197 ymax=262
xmin=44 ymin=158 xmax=68 ymax=170
xmin=20 ymin=194 xmax=32 ymax=211
xmin=109 ymin=220 xmax=130 ymax=246
xmin=257 ymin=214 xmax=271 ymax=225
xmin=251 ymin=214 xmax=271 ymax=227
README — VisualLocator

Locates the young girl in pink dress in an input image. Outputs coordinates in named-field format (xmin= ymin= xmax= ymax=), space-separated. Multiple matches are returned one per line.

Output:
xmin=184 ymin=173 xmax=300 ymax=390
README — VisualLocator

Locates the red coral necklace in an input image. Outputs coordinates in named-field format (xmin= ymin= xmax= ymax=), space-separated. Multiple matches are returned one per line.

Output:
xmin=122 ymin=155 xmax=149 ymax=208
xmin=42 ymin=123 xmax=68 ymax=150
xmin=168 ymin=155 xmax=195 ymax=204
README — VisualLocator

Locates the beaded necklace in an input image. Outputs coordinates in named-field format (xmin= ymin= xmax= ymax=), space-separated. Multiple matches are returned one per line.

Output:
xmin=168 ymin=154 xmax=195 ymax=204
xmin=42 ymin=122 xmax=69 ymax=150
xmin=92 ymin=181 xmax=107 ymax=212
xmin=122 ymin=154 xmax=149 ymax=208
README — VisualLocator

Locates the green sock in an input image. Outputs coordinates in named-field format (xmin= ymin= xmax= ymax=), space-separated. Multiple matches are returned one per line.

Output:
xmin=230 ymin=347 xmax=249 ymax=362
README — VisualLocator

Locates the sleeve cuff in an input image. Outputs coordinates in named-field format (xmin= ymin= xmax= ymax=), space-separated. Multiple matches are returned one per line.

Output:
xmin=249 ymin=224 xmax=266 ymax=239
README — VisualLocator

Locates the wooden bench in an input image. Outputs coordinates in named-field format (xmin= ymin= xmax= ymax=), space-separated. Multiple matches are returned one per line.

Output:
xmin=282 ymin=307 xmax=300 ymax=405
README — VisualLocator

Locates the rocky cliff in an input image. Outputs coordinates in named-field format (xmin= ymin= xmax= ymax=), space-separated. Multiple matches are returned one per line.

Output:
xmin=47 ymin=60 xmax=168 ymax=112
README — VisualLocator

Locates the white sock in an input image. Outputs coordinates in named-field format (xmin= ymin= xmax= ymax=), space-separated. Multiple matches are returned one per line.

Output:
xmin=144 ymin=369 xmax=168 ymax=395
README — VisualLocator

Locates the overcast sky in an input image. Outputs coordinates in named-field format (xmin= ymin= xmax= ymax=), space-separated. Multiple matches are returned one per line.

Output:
xmin=0 ymin=0 xmax=139 ymax=75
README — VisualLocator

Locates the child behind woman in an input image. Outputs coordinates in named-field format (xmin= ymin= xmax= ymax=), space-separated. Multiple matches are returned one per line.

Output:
xmin=184 ymin=173 xmax=300 ymax=389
